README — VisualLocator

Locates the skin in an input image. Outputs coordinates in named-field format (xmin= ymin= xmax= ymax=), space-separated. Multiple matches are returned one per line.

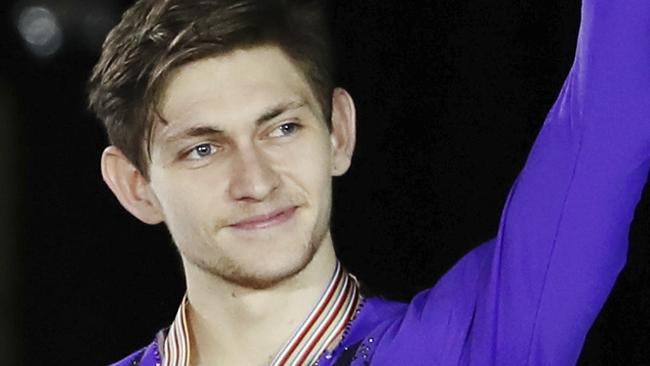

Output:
xmin=101 ymin=45 xmax=356 ymax=365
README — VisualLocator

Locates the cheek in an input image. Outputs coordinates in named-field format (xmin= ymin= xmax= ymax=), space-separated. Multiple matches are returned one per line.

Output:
xmin=281 ymin=136 xmax=332 ymax=193
xmin=150 ymin=169 xmax=226 ymax=231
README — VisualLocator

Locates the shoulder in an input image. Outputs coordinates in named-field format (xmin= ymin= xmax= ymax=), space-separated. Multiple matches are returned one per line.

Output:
xmin=335 ymin=240 xmax=497 ymax=364
xmin=108 ymin=339 xmax=161 ymax=366
xmin=108 ymin=347 xmax=147 ymax=366
xmin=363 ymin=239 xmax=495 ymax=325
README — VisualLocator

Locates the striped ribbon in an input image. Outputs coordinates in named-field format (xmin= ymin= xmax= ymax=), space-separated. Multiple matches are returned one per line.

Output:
xmin=161 ymin=262 xmax=361 ymax=366
xmin=271 ymin=262 xmax=361 ymax=365
xmin=162 ymin=293 xmax=191 ymax=366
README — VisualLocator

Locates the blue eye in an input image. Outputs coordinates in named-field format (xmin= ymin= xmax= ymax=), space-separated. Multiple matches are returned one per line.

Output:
xmin=188 ymin=143 xmax=218 ymax=159
xmin=269 ymin=122 xmax=300 ymax=138
xmin=279 ymin=123 xmax=297 ymax=135
xmin=269 ymin=122 xmax=300 ymax=137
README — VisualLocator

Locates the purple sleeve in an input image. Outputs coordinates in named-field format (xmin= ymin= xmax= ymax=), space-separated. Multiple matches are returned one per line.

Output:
xmin=371 ymin=1 xmax=650 ymax=365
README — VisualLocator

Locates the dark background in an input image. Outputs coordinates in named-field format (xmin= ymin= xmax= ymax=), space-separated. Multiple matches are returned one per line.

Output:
xmin=1 ymin=0 xmax=648 ymax=364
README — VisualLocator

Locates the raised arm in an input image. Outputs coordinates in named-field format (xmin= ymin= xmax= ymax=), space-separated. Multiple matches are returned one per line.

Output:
xmin=467 ymin=0 xmax=650 ymax=364
xmin=364 ymin=0 xmax=650 ymax=365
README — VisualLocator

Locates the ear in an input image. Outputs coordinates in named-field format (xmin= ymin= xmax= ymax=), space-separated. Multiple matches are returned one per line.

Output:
xmin=100 ymin=146 xmax=164 ymax=225
xmin=330 ymin=87 xmax=357 ymax=176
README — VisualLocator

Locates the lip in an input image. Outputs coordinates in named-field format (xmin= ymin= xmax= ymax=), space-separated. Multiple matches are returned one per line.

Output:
xmin=229 ymin=206 xmax=298 ymax=230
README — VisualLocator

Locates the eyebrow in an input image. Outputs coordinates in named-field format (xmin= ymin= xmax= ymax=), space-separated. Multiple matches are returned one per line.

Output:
xmin=256 ymin=99 xmax=306 ymax=125
xmin=162 ymin=99 xmax=307 ymax=145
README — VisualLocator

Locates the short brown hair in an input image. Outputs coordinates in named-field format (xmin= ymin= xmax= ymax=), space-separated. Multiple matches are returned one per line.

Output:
xmin=88 ymin=0 xmax=334 ymax=178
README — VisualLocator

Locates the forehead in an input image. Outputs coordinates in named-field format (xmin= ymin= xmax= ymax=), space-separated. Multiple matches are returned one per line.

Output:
xmin=157 ymin=46 xmax=317 ymax=130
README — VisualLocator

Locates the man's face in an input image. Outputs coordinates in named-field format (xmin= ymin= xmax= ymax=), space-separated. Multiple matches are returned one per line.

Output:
xmin=147 ymin=46 xmax=338 ymax=289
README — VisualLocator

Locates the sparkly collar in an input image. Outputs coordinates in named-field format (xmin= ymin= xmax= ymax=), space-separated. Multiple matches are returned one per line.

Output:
xmin=160 ymin=262 xmax=362 ymax=366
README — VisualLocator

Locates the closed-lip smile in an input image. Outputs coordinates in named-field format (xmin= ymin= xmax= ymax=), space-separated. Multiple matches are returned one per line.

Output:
xmin=230 ymin=206 xmax=298 ymax=230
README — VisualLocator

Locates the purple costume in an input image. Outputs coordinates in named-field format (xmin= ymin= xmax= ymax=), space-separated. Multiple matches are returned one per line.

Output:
xmin=112 ymin=0 xmax=650 ymax=364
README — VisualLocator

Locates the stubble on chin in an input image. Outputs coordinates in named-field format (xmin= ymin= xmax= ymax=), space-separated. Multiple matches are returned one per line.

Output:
xmin=180 ymin=217 xmax=329 ymax=290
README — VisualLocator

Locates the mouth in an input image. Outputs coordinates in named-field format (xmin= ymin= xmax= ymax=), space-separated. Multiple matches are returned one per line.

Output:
xmin=229 ymin=206 xmax=298 ymax=231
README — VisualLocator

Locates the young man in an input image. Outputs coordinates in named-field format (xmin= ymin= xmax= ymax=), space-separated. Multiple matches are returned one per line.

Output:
xmin=89 ymin=0 xmax=650 ymax=365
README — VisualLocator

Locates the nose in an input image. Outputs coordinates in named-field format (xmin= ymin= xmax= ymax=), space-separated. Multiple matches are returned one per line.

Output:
xmin=228 ymin=144 xmax=280 ymax=202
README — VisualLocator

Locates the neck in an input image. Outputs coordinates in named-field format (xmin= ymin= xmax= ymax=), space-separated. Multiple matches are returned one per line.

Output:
xmin=183 ymin=232 xmax=338 ymax=366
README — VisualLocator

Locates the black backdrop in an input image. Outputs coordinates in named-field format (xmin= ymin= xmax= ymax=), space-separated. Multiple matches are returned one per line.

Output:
xmin=1 ymin=0 xmax=649 ymax=364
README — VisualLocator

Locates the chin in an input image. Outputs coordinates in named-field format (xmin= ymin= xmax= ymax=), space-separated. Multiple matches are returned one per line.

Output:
xmin=184 ymin=231 xmax=324 ymax=290
xmin=225 ymin=256 xmax=313 ymax=290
